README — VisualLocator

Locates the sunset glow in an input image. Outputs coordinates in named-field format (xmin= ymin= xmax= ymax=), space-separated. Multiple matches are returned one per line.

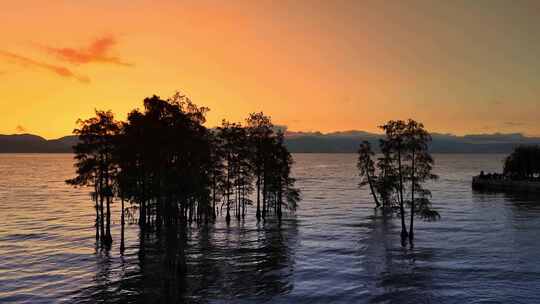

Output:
xmin=1 ymin=0 xmax=539 ymax=138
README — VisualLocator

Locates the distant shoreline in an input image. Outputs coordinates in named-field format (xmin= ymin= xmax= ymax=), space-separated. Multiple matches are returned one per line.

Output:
xmin=472 ymin=177 xmax=540 ymax=193
xmin=2 ymin=132 xmax=540 ymax=154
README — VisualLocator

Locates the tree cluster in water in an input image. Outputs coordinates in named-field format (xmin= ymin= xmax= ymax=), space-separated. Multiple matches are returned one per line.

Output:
xmin=357 ymin=119 xmax=439 ymax=246
xmin=66 ymin=93 xmax=300 ymax=253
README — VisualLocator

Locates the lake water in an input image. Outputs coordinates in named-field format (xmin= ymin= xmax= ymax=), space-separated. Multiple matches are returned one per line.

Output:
xmin=1 ymin=153 xmax=540 ymax=303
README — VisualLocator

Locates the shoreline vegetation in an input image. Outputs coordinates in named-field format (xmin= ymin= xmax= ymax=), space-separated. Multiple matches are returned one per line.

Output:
xmin=473 ymin=145 xmax=540 ymax=193
xmin=66 ymin=92 xmax=300 ymax=262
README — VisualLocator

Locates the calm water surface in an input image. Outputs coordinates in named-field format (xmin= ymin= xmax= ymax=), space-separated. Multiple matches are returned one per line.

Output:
xmin=1 ymin=153 xmax=540 ymax=303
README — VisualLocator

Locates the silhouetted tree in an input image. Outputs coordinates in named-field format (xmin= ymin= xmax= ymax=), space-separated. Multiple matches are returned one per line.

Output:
xmin=403 ymin=120 xmax=439 ymax=244
xmin=357 ymin=141 xmax=380 ymax=208
xmin=380 ymin=120 xmax=409 ymax=241
xmin=271 ymin=131 xmax=300 ymax=219
xmin=67 ymin=110 xmax=119 ymax=247
xmin=217 ymin=120 xmax=254 ymax=222
xmin=246 ymin=112 xmax=274 ymax=220
xmin=358 ymin=119 xmax=439 ymax=245
xmin=503 ymin=145 xmax=540 ymax=180
xmin=208 ymin=133 xmax=226 ymax=220
xmin=67 ymin=91 xmax=300 ymax=265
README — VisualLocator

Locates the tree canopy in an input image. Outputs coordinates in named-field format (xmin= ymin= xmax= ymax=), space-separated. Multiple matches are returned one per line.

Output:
xmin=503 ymin=145 xmax=540 ymax=179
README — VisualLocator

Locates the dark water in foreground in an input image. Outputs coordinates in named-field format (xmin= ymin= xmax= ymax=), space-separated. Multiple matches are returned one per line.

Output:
xmin=1 ymin=154 xmax=540 ymax=303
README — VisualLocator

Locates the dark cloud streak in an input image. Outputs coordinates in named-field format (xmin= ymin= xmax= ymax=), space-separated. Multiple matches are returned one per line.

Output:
xmin=0 ymin=50 xmax=90 ymax=83
xmin=43 ymin=35 xmax=132 ymax=66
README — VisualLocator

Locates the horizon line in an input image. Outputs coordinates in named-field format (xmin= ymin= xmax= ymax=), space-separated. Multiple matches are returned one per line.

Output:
xmin=3 ymin=130 xmax=540 ymax=141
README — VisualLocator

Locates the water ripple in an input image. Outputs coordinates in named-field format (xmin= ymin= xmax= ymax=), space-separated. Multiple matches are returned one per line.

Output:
xmin=2 ymin=153 xmax=540 ymax=303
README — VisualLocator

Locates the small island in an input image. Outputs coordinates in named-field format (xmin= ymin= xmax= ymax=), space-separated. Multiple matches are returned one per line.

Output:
xmin=473 ymin=146 xmax=540 ymax=193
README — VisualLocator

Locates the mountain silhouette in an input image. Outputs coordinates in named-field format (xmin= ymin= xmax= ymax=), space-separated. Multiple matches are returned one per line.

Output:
xmin=1 ymin=132 xmax=539 ymax=153
xmin=0 ymin=134 xmax=78 ymax=153
xmin=284 ymin=131 xmax=540 ymax=153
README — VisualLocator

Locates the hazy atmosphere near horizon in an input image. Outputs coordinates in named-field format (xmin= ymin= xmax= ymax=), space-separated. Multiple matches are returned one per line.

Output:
xmin=2 ymin=1 xmax=540 ymax=304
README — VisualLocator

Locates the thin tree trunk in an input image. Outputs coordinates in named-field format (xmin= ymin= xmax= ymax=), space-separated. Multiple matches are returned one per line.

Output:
xmin=237 ymin=168 xmax=241 ymax=221
xmin=140 ymin=177 xmax=146 ymax=228
xmin=262 ymin=173 xmax=267 ymax=219
xmin=120 ymin=196 xmax=125 ymax=252
xmin=99 ymin=195 xmax=105 ymax=243
xmin=226 ymin=156 xmax=231 ymax=223
xmin=99 ymin=169 xmax=105 ymax=244
xmin=212 ymin=174 xmax=217 ymax=220
xmin=94 ymin=182 xmax=100 ymax=242
xmin=277 ymin=176 xmax=283 ymax=220
xmin=409 ymin=150 xmax=415 ymax=244
xmin=105 ymin=196 xmax=112 ymax=245
xmin=243 ymin=183 xmax=247 ymax=219
xmin=256 ymin=172 xmax=261 ymax=220
xmin=397 ymin=147 xmax=408 ymax=242
xmin=365 ymin=164 xmax=380 ymax=207
xmin=104 ymin=163 xmax=112 ymax=245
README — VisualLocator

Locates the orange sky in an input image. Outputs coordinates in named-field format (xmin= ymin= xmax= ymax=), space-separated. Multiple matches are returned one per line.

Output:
xmin=1 ymin=0 xmax=539 ymax=139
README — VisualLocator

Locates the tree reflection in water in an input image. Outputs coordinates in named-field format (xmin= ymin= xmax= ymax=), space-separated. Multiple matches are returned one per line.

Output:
xmin=361 ymin=210 xmax=436 ymax=304
xmin=74 ymin=218 xmax=298 ymax=303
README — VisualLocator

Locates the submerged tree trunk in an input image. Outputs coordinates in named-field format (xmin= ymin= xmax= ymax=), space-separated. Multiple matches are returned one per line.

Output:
xmin=365 ymin=164 xmax=380 ymax=208
xmin=277 ymin=178 xmax=283 ymax=220
xmin=140 ymin=200 xmax=146 ymax=228
xmin=212 ymin=174 xmax=217 ymax=220
xmin=409 ymin=150 xmax=416 ymax=244
xmin=140 ymin=176 xmax=147 ymax=228
xmin=120 ymin=196 xmax=125 ymax=252
xmin=397 ymin=148 xmax=408 ymax=242
xmin=226 ymin=157 xmax=231 ymax=223
xmin=94 ymin=183 xmax=100 ymax=242
xmin=256 ymin=172 xmax=261 ymax=220
xmin=95 ymin=199 xmax=100 ymax=241
xmin=99 ymin=195 xmax=105 ymax=244
xmin=241 ymin=183 xmax=246 ymax=219
xmin=105 ymin=195 xmax=113 ymax=245
xmin=262 ymin=174 xmax=267 ymax=219
xmin=235 ymin=172 xmax=240 ymax=221
xmin=104 ymin=165 xmax=113 ymax=246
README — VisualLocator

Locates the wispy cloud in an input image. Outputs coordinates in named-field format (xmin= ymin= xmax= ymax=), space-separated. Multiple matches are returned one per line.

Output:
xmin=0 ymin=50 xmax=90 ymax=83
xmin=42 ymin=35 xmax=132 ymax=66
xmin=504 ymin=121 xmax=527 ymax=127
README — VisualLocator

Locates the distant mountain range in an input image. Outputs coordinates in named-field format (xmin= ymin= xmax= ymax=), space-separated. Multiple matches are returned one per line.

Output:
xmin=1 ymin=132 xmax=540 ymax=153
xmin=0 ymin=134 xmax=78 ymax=153
xmin=283 ymin=131 xmax=540 ymax=153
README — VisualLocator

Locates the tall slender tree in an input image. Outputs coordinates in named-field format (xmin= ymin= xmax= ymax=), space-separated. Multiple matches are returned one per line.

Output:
xmin=272 ymin=131 xmax=300 ymax=219
xmin=357 ymin=141 xmax=380 ymax=208
xmin=404 ymin=120 xmax=439 ymax=243
xmin=67 ymin=110 xmax=119 ymax=247
xmin=380 ymin=120 xmax=409 ymax=241
xmin=246 ymin=112 xmax=274 ymax=220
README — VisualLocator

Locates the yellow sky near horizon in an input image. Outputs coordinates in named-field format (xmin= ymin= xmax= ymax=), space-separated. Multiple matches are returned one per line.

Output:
xmin=1 ymin=0 xmax=539 ymax=139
